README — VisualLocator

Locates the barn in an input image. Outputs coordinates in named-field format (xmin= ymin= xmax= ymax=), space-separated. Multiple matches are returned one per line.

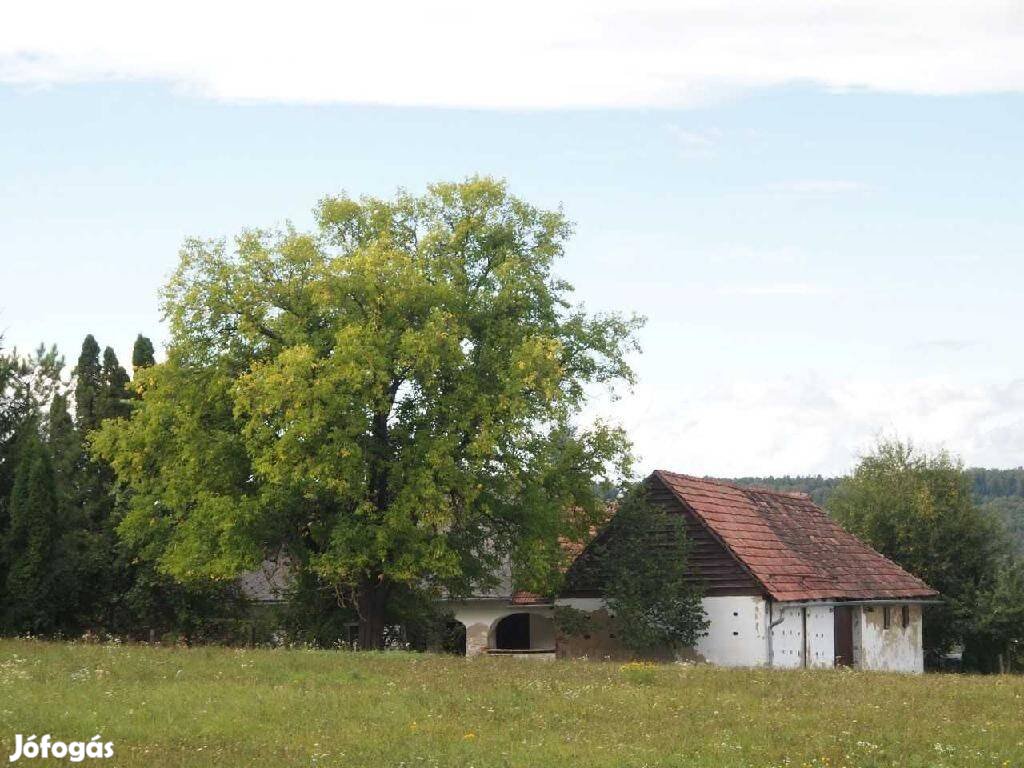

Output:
xmin=449 ymin=470 xmax=940 ymax=672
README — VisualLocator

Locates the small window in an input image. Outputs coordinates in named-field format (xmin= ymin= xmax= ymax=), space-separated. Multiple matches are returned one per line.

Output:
xmin=883 ymin=606 xmax=891 ymax=630
xmin=901 ymin=605 xmax=910 ymax=629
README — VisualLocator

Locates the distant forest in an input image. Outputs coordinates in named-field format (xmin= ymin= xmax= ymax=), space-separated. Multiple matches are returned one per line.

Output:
xmin=730 ymin=469 xmax=1024 ymax=553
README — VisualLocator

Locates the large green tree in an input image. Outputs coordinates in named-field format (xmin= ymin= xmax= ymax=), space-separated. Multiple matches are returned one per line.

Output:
xmin=828 ymin=439 xmax=1010 ymax=666
xmin=94 ymin=178 xmax=642 ymax=647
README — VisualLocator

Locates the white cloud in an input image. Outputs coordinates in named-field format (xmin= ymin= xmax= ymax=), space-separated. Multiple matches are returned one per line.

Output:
xmin=601 ymin=374 xmax=1024 ymax=477
xmin=2 ymin=1 xmax=1023 ymax=108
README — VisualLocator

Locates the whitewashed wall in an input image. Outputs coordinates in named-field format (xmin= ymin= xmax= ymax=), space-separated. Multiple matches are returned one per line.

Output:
xmin=804 ymin=604 xmax=836 ymax=669
xmin=772 ymin=602 xmax=923 ymax=672
xmin=769 ymin=603 xmax=835 ymax=669
xmin=770 ymin=604 xmax=805 ymax=669
xmin=695 ymin=596 xmax=769 ymax=667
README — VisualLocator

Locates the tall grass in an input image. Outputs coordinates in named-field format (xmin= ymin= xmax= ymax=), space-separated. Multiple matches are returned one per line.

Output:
xmin=1 ymin=639 xmax=1021 ymax=767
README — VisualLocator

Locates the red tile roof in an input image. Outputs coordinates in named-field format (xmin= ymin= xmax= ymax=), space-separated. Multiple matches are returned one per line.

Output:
xmin=653 ymin=470 xmax=938 ymax=602
xmin=510 ymin=591 xmax=548 ymax=605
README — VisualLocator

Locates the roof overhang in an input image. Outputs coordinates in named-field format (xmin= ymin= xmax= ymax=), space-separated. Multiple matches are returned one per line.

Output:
xmin=769 ymin=597 xmax=942 ymax=608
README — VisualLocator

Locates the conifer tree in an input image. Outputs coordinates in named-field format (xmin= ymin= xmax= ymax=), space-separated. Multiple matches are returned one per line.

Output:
xmin=100 ymin=347 xmax=131 ymax=421
xmin=45 ymin=393 xmax=82 ymax=520
xmin=73 ymin=335 xmax=102 ymax=434
xmin=131 ymin=335 xmax=156 ymax=373
xmin=3 ymin=436 xmax=62 ymax=633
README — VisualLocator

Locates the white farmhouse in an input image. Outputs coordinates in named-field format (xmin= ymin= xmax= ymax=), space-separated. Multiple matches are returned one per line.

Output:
xmin=449 ymin=470 xmax=939 ymax=672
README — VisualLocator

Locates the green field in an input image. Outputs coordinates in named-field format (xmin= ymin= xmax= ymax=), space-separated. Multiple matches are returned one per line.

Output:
xmin=1 ymin=640 xmax=1022 ymax=768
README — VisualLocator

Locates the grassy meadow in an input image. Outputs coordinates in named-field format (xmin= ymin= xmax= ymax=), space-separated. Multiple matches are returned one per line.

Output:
xmin=0 ymin=639 xmax=1022 ymax=768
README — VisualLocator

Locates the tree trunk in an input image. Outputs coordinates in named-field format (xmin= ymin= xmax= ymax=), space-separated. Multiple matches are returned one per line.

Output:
xmin=356 ymin=579 xmax=390 ymax=650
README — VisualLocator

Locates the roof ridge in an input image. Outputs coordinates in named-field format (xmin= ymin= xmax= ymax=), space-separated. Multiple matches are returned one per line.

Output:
xmin=653 ymin=469 xmax=812 ymax=501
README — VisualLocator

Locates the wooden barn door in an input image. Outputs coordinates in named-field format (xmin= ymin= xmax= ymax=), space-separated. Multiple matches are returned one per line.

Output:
xmin=834 ymin=606 xmax=854 ymax=667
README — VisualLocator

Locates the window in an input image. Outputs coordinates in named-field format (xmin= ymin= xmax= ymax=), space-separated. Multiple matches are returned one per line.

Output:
xmin=901 ymin=605 xmax=910 ymax=629
xmin=883 ymin=606 xmax=891 ymax=629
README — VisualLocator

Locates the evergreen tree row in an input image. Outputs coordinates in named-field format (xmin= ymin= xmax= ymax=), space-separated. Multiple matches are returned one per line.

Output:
xmin=0 ymin=334 xmax=237 ymax=639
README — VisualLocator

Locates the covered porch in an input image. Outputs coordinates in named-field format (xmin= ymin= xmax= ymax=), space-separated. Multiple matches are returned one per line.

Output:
xmin=450 ymin=597 xmax=557 ymax=658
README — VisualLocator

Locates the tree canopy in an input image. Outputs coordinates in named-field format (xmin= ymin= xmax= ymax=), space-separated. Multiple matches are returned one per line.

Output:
xmin=828 ymin=439 xmax=1024 ymax=669
xmin=93 ymin=178 xmax=643 ymax=647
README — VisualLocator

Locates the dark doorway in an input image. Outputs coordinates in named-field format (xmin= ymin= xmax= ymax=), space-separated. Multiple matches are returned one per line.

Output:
xmin=442 ymin=621 xmax=467 ymax=655
xmin=834 ymin=606 xmax=854 ymax=667
xmin=494 ymin=613 xmax=531 ymax=650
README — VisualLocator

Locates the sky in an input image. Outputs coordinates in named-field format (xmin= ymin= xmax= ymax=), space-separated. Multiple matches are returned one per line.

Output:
xmin=2 ymin=1 xmax=1023 ymax=477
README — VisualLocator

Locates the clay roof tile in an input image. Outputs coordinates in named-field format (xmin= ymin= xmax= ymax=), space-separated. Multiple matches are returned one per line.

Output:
xmin=652 ymin=470 xmax=938 ymax=602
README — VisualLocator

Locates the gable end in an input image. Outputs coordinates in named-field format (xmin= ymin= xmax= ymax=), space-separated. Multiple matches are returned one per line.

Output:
xmin=645 ymin=474 xmax=765 ymax=598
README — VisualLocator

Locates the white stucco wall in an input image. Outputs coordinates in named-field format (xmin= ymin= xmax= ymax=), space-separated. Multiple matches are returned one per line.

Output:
xmin=556 ymin=597 xmax=605 ymax=612
xmin=770 ymin=605 xmax=805 ymax=669
xmin=695 ymin=596 xmax=769 ymax=667
xmin=855 ymin=604 xmax=924 ymax=673
xmin=805 ymin=604 xmax=836 ymax=669
xmin=772 ymin=602 xmax=924 ymax=673
xmin=769 ymin=602 xmax=836 ymax=669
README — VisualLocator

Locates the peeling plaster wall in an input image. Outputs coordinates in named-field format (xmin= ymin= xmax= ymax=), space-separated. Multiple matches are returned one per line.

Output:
xmin=857 ymin=605 xmax=924 ymax=673
xmin=553 ymin=606 xmax=650 ymax=661
xmin=553 ymin=599 xmax=639 ymax=661
xmin=450 ymin=602 xmax=496 ymax=656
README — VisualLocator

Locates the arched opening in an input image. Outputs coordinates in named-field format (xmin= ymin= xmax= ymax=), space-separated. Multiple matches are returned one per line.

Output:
xmin=494 ymin=612 xmax=532 ymax=650
xmin=491 ymin=612 xmax=556 ymax=653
